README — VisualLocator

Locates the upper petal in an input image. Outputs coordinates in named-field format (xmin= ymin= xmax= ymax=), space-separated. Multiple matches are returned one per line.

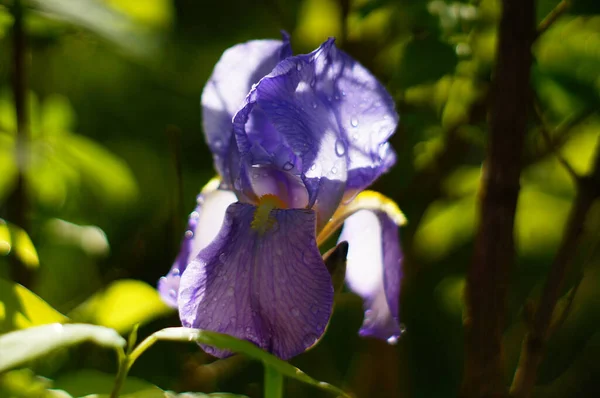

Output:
xmin=338 ymin=209 xmax=403 ymax=342
xmin=158 ymin=181 xmax=237 ymax=308
xmin=202 ymin=37 xmax=291 ymax=187
xmin=232 ymin=38 xmax=398 ymax=228
xmin=178 ymin=203 xmax=333 ymax=360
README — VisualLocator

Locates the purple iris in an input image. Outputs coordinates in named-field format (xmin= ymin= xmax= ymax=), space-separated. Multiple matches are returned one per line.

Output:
xmin=158 ymin=34 xmax=405 ymax=360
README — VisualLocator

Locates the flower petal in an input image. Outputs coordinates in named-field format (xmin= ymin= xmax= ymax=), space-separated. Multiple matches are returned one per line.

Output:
xmin=202 ymin=37 xmax=291 ymax=187
xmin=338 ymin=209 xmax=403 ymax=342
xmin=178 ymin=203 xmax=333 ymax=359
xmin=232 ymin=39 xmax=398 ymax=227
xmin=158 ymin=180 xmax=237 ymax=308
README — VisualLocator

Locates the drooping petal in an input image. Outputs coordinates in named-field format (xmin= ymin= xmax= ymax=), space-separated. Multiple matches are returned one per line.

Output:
xmin=338 ymin=209 xmax=403 ymax=342
xmin=232 ymin=38 xmax=398 ymax=228
xmin=158 ymin=181 xmax=237 ymax=308
xmin=202 ymin=37 xmax=291 ymax=187
xmin=178 ymin=203 xmax=333 ymax=360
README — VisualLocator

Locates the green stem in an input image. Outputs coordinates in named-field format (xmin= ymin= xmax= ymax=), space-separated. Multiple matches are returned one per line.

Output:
xmin=264 ymin=365 xmax=284 ymax=398
xmin=110 ymin=334 xmax=158 ymax=397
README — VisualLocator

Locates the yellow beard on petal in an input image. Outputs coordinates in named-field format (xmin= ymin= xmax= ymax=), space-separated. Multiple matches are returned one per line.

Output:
xmin=251 ymin=194 xmax=287 ymax=234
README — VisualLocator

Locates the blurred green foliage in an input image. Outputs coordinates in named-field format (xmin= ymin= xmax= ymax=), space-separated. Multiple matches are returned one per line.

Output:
xmin=0 ymin=0 xmax=599 ymax=397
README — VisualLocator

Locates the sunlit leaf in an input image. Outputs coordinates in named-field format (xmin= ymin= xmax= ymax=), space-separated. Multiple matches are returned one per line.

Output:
xmin=29 ymin=0 xmax=158 ymax=58
xmin=294 ymin=0 xmax=341 ymax=50
xmin=0 ymin=368 xmax=53 ymax=398
xmin=8 ymin=223 xmax=39 ymax=269
xmin=0 ymin=277 xmax=68 ymax=333
xmin=0 ymin=219 xmax=10 ymax=256
xmin=0 ymin=323 xmax=126 ymax=373
xmin=148 ymin=327 xmax=351 ymax=398
xmin=103 ymin=0 xmax=174 ymax=28
xmin=413 ymin=196 xmax=477 ymax=262
xmin=69 ymin=279 xmax=172 ymax=334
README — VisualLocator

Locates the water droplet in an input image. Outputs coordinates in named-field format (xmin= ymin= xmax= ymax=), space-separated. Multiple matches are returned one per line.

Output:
xmin=292 ymin=308 xmax=300 ymax=316
xmin=312 ymin=102 xmax=317 ymax=109
xmin=197 ymin=196 xmax=204 ymax=205
xmin=334 ymin=95 xmax=339 ymax=100
xmin=310 ymin=164 xmax=317 ymax=171
xmin=282 ymin=161 xmax=294 ymax=171
xmin=331 ymin=167 xmax=338 ymax=175
xmin=171 ymin=268 xmax=180 ymax=277
xmin=226 ymin=286 xmax=234 ymax=296
xmin=168 ymin=289 xmax=176 ymax=298
xmin=335 ymin=139 xmax=346 ymax=156
xmin=350 ymin=117 xmax=359 ymax=127
xmin=387 ymin=336 xmax=399 ymax=345
xmin=185 ymin=230 xmax=193 ymax=239
xmin=296 ymin=63 xmax=302 ymax=71
xmin=341 ymin=91 xmax=346 ymax=96
xmin=190 ymin=211 xmax=200 ymax=219
xmin=213 ymin=139 xmax=223 ymax=149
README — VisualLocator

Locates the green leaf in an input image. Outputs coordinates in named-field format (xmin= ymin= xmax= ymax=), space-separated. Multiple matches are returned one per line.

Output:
xmin=146 ymin=328 xmax=351 ymax=398
xmin=8 ymin=223 xmax=40 ymax=269
xmin=69 ymin=279 xmax=172 ymax=334
xmin=0 ymin=277 xmax=68 ymax=333
xmin=0 ymin=323 xmax=126 ymax=373
xmin=52 ymin=369 xmax=162 ymax=397
xmin=29 ymin=0 xmax=158 ymax=58
xmin=0 ymin=219 xmax=10 ymax=256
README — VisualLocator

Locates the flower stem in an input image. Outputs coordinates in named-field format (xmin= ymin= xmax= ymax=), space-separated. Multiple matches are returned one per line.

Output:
xmin=264 ymin=365 xmax=284 ymax=398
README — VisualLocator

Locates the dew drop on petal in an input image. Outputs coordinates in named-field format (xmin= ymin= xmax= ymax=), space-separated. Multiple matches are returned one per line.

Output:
xmin=168 ymin=289 xmax=177 ymax=299
xmin=185 ymin=230 xmax=193 ymax=239
xmin=190 ymin=211 xmax=200 ymax=219
xmin=310 ymin=164 xmax=317 ymax=171
xmin=350 ymin=117 xmax=359 ymax=127
xmin=213 ymin=139 xmax=223 ymax=149
xmin=296 ymin=63 xmax=302 ymax=71
xmin=387 ymin=336 xmax=399 ymax=345
xmin=197 ymin=196 xmax=204 ymax=205
xmin=312 ymin=102 xmax=317 ymax=109
xmin=335 ymin=139 xmax=346 ymax=156
xmin=331 ymin=167 xmax=338 ymax=175
xmin=171 ymin=268 xmax=180 ymax=277
xmin=282 ymin=161 xmax=294 ymax=171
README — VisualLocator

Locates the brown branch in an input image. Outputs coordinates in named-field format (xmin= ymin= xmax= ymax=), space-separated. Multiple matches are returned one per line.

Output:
xmin=536 ymin=0 xmax=572 ymax=40
xmin=7 ymin=0 xmax=32 ymax=286
xmin=510 ymin=134 xmax=600 ymax=398
xmin=461 ymin=1 xmax=535 ymax=397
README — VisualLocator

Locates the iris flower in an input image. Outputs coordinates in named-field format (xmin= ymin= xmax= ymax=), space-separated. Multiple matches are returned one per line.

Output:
xmin=159 ymin=34 xmax=405 ymax=360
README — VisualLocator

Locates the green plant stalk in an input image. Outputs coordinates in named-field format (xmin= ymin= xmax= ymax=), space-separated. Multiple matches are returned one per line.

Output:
xmin=264 ymin=365 xmax=284 ymax=398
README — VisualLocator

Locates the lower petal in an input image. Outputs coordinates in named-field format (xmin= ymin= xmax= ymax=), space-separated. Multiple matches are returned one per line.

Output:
xmin=178 ymin=203 xmax=333 ymax=360
xmin=338 ymin=209 xmax=404 ymax=342
xmin=158 ymin=180 xmax=237 ymax=307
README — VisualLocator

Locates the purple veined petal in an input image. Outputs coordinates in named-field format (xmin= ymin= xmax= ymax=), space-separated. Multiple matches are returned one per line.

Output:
xmin=338 ymin=209 xmax=404 ymax=342
xmin=202 ymin=36 xmax=291 ymax=187
xmin=232 ymin=38 xmax=398 ymax=229
xmin=178 ymin=203 xmax=333 ymax=360
xmin=158 ymin=180 xmax=237 ymax=308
